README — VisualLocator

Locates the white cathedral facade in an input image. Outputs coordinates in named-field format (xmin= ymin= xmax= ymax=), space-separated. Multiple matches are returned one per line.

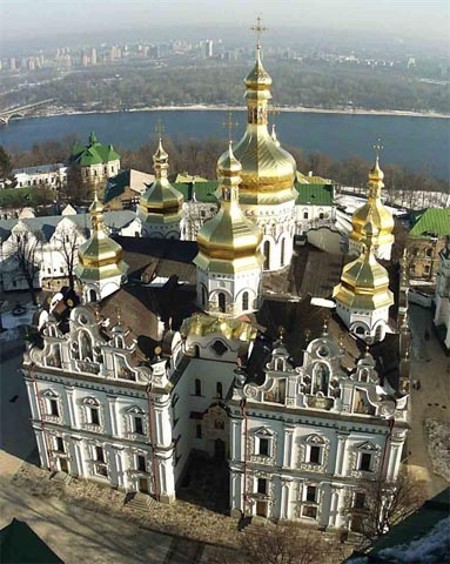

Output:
xmin=22 ymin=40 xmax=409 ymax=531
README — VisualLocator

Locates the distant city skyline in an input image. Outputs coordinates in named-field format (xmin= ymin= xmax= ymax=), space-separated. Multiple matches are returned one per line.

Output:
xmin=1 ymin=0 xmax=449 ymax=45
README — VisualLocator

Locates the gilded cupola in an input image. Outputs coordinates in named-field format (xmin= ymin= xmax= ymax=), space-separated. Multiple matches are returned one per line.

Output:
xmin=230 ymin=44 xmax=297 ymax=206
xmin=334 ymin=218 xmax=394 ymax=311
xmin=194 ymin=142 xmax=263 ymax=275
xmin=350 ymin=150 xmax=394 ymax=254
xmin=139 ymin=138 xmax=183 ymax=223
xmin=75 ymin=192 xmax=128 ymax=285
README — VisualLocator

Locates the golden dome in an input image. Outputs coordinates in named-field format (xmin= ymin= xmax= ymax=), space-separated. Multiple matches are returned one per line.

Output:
xmin=195 ymin=142 xmax=263 ymax=274
xmin=75 ymin=192 xmax=128 ymax=281
xmin=350 ymin=155 xmax=394 ymax=245
xmin=139 ymin=139 xmax=183 ymax=223
xmin=230 ymin=46 xmax=297 ymax=206
xmin=334 ymin=219 xmax=393 ymax=310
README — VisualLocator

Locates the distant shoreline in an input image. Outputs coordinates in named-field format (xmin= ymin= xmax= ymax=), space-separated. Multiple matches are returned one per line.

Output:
xmin=33 ymin=104 xmax=450 ymax=120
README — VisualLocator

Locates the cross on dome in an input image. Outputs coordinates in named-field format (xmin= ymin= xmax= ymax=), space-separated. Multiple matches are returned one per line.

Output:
xmin=251 ymin=15 xmax=267 ymax=48
xmin=222 ymin=111 xmax=239 ymax=142
xmin=373 ymin=137 xmax=383 ymax=163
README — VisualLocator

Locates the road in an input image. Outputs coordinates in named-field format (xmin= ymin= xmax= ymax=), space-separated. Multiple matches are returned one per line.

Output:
xmin=407 ymin=304 xmax=450 ymax=494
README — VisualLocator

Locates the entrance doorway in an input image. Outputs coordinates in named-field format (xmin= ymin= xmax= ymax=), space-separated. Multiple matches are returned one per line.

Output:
xmin=214 ymin=438 xmax=226 ymax=459
xmin=256 ymin=500 xmax=268 ymax=517
xmin=59 ymin=457 xmax=69 ymax=473
xmin=138 ymin=477 xmax=149 ymax=494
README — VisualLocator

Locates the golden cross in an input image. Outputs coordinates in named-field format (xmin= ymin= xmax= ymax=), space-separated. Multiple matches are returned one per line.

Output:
xmin=155 ymin=119 xmax=165 ymax=139
xmin=373 ymin=137 xmax=383 ymax=160
xmin=222 ymin=111 xmax=239 ymax=142
xmin=251 ymin=16 xmax=267 ymax=48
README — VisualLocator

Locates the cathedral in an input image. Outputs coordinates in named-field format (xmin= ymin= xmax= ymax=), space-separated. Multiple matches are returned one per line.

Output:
xmin=23 ymin=37 xmax=410 ymax=530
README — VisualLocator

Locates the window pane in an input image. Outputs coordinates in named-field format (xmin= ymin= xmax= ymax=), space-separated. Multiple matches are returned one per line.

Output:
xmin=91 ymin=408 xmax=100 ymax=425
xmin=257 ymin=478 xmax=267 ymax=494
xmin=259 ymin=438 xmax=269 ymax=456
xmin=137 ymin=455 xmax=146 ymax=472
xmin=306 ymin=486 xmax=317 ymax=502
xmin=134 ymin=416 xmax=143 ymax=435
xmin=360 ymin=453 xmax=372 ymax=471
xmin=50 ymin=399 xmax=59 ymax=417
xmin=309 ymin=446 xmax=321 ymax=464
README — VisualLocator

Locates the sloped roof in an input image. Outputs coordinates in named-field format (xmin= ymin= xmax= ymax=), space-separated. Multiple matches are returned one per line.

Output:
xmin=295 ymin=182 xmax=334 ymax=206
xmin=409 ymin=209 xmax=450 ymax=237
xmin=70 ymin=132 xmax=120 ymax=167
xmin=172 ymin=181 xmax=219 ymax=203
xmin=0 ymin=211 xmax=136 ymax=241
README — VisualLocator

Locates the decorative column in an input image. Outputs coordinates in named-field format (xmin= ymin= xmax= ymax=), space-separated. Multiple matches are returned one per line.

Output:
xmin=282 ymin=426 xmax=295 ymax=468
xmin=157 ymin=452 xmax=176 ymax=503
xmin=111 ymin=445 xmax=125 ymax=488
xmin=107 ymin=395 xmax=118 ymax=437
xmin=65 ymin=386 xmax=77 ymax=428
xmin=280 ymin=478 xmax=293 ymax=519
xmin=335 ymin=432 xmax=349 ymax=476
xmin=34 ymin=427 xmax=50 ymax=469
xmin=385 ymin=439 xmax=403 ymax=482
xmin=328 ymin=485 xmax=342 ymax=528
xmin=231 ymin=418 xmax=243 ymax=461
xmin=25 ymin=380 xmax=40 ymax=420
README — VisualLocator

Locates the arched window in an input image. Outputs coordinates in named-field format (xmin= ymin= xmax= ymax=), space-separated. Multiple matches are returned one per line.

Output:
xmin=426 ymin=247 xmax=433 ymax=257
xmin=263 ymin=240 xmax=271 ymax=270
xmin=218 ymin=292 xmax=226 ymax=313
xmin=313 ymin=363 xmax=329 ymax=395
xmin=202 ymin=286 xmax=207 ymax=307
xmin=242 ymin=291 xmax=249 ymax=311
xmin=79 ymin=330 xmax=93 ymax=361
xmin=88 ymin=289 xmax=97 ymax=303
xmin=280 ymin=239 xmax=285 ymax=266
xmin=195 ymin=378 xmax=202 ymax=396
xmin=216 ymin=382 xmax=223 ymax=399
xmin=303 ymin=211 xmax=309 ymax=219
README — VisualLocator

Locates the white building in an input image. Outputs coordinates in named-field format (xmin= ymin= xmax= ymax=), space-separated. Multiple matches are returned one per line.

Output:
xmin=11 ymin=163 xmax=67 ymax=189
xmin=0 ymin=210 xmax=136 ymax=292
xmin=22 ymin=38 xmax=410 ymax=535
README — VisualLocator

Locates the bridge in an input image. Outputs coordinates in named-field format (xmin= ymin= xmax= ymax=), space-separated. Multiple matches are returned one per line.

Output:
xmin=0 ymin=99 xmax=54 ymax=125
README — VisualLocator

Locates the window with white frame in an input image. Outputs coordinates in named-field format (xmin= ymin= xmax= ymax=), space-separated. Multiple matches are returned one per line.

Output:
xmin=83 ymin=397 xmax=102 ymax=427
xmin=355 ymin=442 xmax=379 ymax=473
xmin=301 ymin=484 xmax=319 ymax=519
xmin=42 ymin=389 xmax=60 ymax=419
xmin=136 ymin=454 xmax=146 ymax=472
xmin=55 ymin=436 xmax=65 ymax=453
xmin=93 ymin=445 xmax=107 ymax=477
xmin=256 ymin=478 xmax=268 ymax=495
xmin=126 ymin=406 xmax=146 ymax=436
xmin=134 ymin=415 xmax=144 ymax=435
xmin=253 ymin=428 xmax=274 ymax=458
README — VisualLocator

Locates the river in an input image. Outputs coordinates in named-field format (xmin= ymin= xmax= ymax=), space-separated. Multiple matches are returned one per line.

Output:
xmin=0 ymin=109 xmax=448 ymax=179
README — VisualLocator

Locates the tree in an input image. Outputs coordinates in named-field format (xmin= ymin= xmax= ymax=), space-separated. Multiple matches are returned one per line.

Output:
xmin=346 ymin=468 xmax=426 ymax=546
xmin=6 ymin=226 xmax=43 ymax=304
xmin=63 ymin=163 xmax=93 ymax=205
xmin=53 ymin=223 xmax=85 ymax=289
xmin=0 ymin=145 xmax=13 ymax=180
xmin=240 ymin=521 xmax=341 ymax=564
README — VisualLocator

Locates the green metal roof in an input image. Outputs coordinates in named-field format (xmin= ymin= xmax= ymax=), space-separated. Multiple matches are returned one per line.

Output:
xmin=294 ymin=182 xmax=334 ymax=206
xmin=172 ymin=181 xmax=219 ymax=203
xmin=70 ymin=131 xmax=121 ymax=167
xmin=174 ymin=173 xmax=209 ymax=183
xmin=409 ymin=208 xmax=450 ymax=237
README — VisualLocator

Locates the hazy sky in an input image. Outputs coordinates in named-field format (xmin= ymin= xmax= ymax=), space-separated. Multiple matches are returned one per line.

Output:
xmin=1 ymin=0 xmax=449 ymax=44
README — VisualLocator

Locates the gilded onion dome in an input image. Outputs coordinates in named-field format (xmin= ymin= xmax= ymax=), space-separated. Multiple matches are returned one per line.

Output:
xmin=139 ymin=138 xmax=183 ymax=223
xmin=228 ymin=45 xmax=297 ymax=205
xmin=333 ymin=218 xmax=393 ymax=310
xmin=75 ymin=192 xmax=128 ymax=282
xmin=350 ymin=155 xmax=394 ymax=246
xmin=194 ymin=142 xmax=263 ymax=274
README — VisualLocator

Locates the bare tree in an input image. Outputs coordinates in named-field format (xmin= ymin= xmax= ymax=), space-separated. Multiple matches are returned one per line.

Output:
xmin=346 ymin=468 xmax=426 ymax=545
xmin=240 ymin=521 xmax=340 ymax=564
xmin=7 ymin=228 xmax=43 ymax=304
xmin=53 ymin=224 xmax=84 ymax=289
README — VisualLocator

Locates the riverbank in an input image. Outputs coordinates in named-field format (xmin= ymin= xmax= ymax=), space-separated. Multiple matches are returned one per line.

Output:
xmin=35 ymin=104 xmax=450 ymax=120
